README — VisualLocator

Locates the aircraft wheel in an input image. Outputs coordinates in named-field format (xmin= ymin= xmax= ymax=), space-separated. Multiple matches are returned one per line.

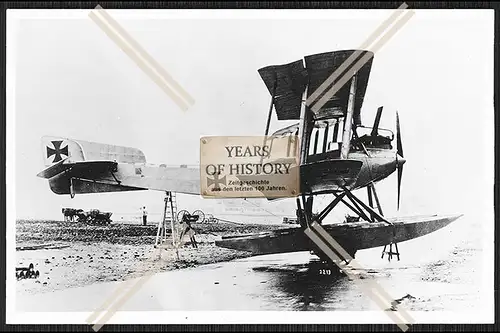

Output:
xmin=192 ymin=210 xmax=205 ymax=223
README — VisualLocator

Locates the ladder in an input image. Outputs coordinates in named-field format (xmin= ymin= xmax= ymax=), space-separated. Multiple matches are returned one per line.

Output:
xmin=381 ymin=242 xmax=400 ymax=261
xmin=154 ymin=191 xmax=178 ymax=252
xmin=367 ymin=183 xmax=401 ymax=261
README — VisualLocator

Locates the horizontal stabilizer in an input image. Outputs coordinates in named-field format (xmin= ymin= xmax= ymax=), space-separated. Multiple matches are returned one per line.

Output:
xmin=48 ymin=171 xmax=141 ymax=195
xmin=36 ymin=158 xmax=70 ymax=179
xmin=71 ymin=178 xmax=142 ymax=195
xmin=37 ymin=160 xmax=118 ymax=180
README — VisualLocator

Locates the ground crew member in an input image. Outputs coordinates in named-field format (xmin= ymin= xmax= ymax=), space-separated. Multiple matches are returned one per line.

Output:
xmin=179 ymin=214 xmax=198 ymax=249
xmin=142 ymin=206 xmax=148 ymax=226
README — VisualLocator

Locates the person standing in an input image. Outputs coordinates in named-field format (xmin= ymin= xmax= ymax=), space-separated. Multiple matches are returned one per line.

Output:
xmin=179 ymin=215 xmax=198 ymax=249
xmin=142 ymin=206 xmax=148 ymax=226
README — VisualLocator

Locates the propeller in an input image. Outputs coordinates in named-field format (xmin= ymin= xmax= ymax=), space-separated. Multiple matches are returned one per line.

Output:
xmin=396 ymin=111 xmax=405 ymax=210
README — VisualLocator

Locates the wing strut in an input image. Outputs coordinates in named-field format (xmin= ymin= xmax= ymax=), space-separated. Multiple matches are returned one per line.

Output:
xmin=264 ymin=78 xmax=277 ymax=136
xmin=69 ymin=178 xmax=75 ymax=199
xmin=295 ymin=182 xmax=404 ymax=264
xmin=341 ymin=74 xmax=358 ymax=159
xmin=110 ymin=171 xmax=121 ymax=185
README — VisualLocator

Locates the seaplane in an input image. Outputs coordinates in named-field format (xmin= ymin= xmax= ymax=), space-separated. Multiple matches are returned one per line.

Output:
xmin=36 ymin=49 xmax=462 ymax=264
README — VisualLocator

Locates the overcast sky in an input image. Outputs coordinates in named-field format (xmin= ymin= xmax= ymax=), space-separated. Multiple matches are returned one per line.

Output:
xmin=7 ymin=9 xmax=494 ymax=224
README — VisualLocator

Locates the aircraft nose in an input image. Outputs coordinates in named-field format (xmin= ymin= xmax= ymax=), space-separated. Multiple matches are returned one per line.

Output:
xmin=396 ymin=154 xmax=406 ymax=167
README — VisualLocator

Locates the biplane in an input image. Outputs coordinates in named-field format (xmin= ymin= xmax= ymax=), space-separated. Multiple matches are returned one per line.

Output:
xmin=37 ymin=49 xmax=462 ymax=263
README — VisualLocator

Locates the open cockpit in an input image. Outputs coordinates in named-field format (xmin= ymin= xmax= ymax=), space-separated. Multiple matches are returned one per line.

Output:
xmin=271 ymin=118 xmax=395 ymax=164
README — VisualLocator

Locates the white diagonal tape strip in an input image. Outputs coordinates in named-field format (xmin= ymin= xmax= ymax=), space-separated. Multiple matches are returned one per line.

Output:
xmin=306 ymin=2 xmax=409 ymax=106
xmin=89 ymin=6 xmax=194 ymax=111
xmin=311 ymin=221 xmax=415 ymax=325
xmin=310 ymin=9 xmax=415 ymax=114
xmin=304 ymin=227 xmax=411 ymax=331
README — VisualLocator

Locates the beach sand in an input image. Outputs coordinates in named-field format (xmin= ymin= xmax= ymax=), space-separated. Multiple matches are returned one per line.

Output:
xmin=15 ymin=219 xmax=287 ymax=296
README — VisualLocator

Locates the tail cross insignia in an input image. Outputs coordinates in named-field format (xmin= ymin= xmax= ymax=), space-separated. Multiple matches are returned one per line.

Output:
xmin=47 ymin=140 xmax=69 ymax=163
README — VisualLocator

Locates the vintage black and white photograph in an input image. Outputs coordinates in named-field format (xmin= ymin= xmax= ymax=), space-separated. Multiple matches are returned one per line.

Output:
xmin=6 ymin=7 xmax=494 ymax=326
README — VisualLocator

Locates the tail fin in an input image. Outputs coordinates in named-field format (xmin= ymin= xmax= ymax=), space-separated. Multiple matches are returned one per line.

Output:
xmin=41 ymin=136 xmax=85 ymax=166
xmin=41 ymin=136 xmax=146 ymax=167
xmin=39 ymin=136 xmax=147 ymax=197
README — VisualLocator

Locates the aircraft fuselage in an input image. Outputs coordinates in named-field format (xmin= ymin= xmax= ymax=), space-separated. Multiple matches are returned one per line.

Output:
xmin=350 ymin=148 xmax=405 ymax=190
xmin=299 ymin=147 xmax=405 ymax=195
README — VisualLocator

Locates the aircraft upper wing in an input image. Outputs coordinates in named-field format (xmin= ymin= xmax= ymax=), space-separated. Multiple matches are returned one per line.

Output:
xmin=258 ymin=60 xmax=308 ymax=120
xmin=258 ymin=50 xmax=374 ymax=125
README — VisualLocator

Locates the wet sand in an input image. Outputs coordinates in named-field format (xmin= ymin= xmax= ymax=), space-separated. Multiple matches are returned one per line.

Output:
xmin=15 ymin=219 xmax=287 ymax=296
xmin=14 ymin=215 xmax=491 ymax=321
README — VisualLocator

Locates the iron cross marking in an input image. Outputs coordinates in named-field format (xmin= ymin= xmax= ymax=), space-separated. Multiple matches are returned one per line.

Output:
xmin=47 ymin=140 xmax=69 ymax=162
xmin=207 ymin=172 xmax=226 ymax=189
